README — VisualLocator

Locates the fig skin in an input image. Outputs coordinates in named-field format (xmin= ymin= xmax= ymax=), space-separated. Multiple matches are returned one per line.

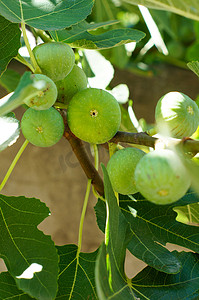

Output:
xmin=21 ymin=107 xmax=64 ymax=147
xmin=107 ymin=147 xmax=145 ymax=195
xmin=23 ymin=74 xmax=57 ymax=110
xmin=56 ymin=65 xmax=88 ymax=105
xmin=134 ymin=149 xmax=191 ymax=205
xmin=67 ymin=88 xmax=121 ymax=144
xmin=33 ymin=42 xmax=75 ymax=82
xmin=155 ymin=91 xmax=199 ymax=138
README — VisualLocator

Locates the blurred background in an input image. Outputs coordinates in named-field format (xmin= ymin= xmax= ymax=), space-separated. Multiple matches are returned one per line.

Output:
xmin=0 ymin=0 xmax=199 ymax=278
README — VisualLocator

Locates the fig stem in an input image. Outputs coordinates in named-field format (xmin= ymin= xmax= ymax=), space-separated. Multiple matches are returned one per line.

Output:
xmin=15 ymin=53 xmax=35 ymax=73
xmin=0 ymin=139 xmax=29 ymax=192
xmin=68 ymin=179 xmax=92 ymax=299
xmin=63 ymin=121 xmax=104 ymax=196
xmin=93 ymin=144 xmax=99 ymax=171
xmin=32 ymin=29 xmax=52 ymax=43
xmin=21 ymin=22 xmax=41 ymax=74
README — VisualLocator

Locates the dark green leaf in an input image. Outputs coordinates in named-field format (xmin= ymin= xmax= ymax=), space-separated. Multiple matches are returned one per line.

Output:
xmin=0 ymin=15 xmax=21 ymax=76
xmin=123 ymin=191 xmax=199 ymax=273
xmin=0 ymin=0 xmax=94 ymax=30
xmin=0 ymin=272 xmax=32 ymax=299
xmin=95 ymin=190 xmax=199 ymax=274
xmin=121 ymin=0 xmax=199 ymax=21
xmin=50 ymin=21 xmax=145 ymax=49
xmin=187 ymin=61 xmax=199 ymax=77
xmin=56 ymin=244 xmax=98 ymax=299
xmin=131 ymin=251 xmax=199 ymax=300
xmin=0 ymin=194 xmax=59 ymax=299
xmin=0 ymin=68 xmax=21 ymax=92
xmin=0 ymin=114 xmax=20 ymax=152
xmin=95 ymin=165 xmax=136 ymax=299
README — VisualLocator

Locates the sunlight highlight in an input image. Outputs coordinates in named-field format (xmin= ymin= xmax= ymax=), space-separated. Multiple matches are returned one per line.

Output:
xmin=16 ymin=263 xmax=43 ymax=279
xmin=138 ymin=5 xmax=168 ymax=55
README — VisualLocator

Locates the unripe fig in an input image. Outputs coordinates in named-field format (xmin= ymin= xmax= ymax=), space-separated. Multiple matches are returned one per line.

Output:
xmin=21 ymin=107 xmax=64 ymax=147
xmin=107 ymin=147 xmax=145 ymax=195
xmin=23 ymin=74 xmax=57 ymax=110
xmin=33 ymin=42 xmax=75 ymax=82
xmin=134 ymin=149 xmax=191 ymax=205
xmin=56 ymin=65 xmax=88 ymax=105
xmin=67 ymin=88 xmax=121 ymax=144
xmin=155 ymin=92 xmax=199 ymax=138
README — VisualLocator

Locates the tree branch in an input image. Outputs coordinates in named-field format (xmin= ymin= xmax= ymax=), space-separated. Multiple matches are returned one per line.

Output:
xmin=63 ymin=122 xmax=104 ymax=196
xmin=110 ymin=131 xmax=199 ymax=153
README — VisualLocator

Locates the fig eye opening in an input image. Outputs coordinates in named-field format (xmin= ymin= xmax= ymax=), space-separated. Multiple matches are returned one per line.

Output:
xmin=36 ymin=126 xmax=43 ymax=133
xmin=90 ymin=109 xmax=98 ymax=118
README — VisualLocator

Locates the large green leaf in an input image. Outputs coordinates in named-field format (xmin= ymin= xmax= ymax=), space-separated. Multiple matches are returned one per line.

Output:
xmin=121 ymin=0 xmax=199 ymax=21
xmin=0 ymin=0 xmax=94 ymax=30
xmin=0 ymin=194 xmax=59 ymax=299
xmin=0 ymin=15 xmax=21 ymax=76
xmin=131 ymin=251 xmax=199 ymax=299
xmin=0 ymin=272 xmax=32 ymax=299
xmin=56 ymin=244 xmax=98 ymax=299
xmin=95 ymin=165 xmax=136 ymax=299
xmin=0 ymin=113 xmax=20 ymax=152
xmin=95 ymin=190 xmax=199 ymax=274
xmin=50 ymin=20 xmax=145 ymax=49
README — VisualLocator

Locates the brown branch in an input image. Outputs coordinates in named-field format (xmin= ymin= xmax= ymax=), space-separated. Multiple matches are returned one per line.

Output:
xmin=63 ymin=122 xmax=104 ymax=196
xmin=110 ymin=131 xmax=199 ymax=153
xmin=110 ymin=131 xmax=157 ymax=148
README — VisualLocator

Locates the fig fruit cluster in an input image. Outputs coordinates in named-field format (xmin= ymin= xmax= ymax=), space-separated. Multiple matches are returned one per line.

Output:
xmin=107 ymin=91 xmax=197 ymax=205
xmin=107 ymin=146 xmax=191 ymax=205
xmin=21 ymin=42 xmax=121 ymax=147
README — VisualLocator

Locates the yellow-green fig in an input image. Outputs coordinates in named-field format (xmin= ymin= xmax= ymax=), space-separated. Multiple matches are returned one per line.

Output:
xmin=67 ymin=88 xmax=121 ymax=144
xmin=33 ymin=42 xmax=75 ymax=82
xmin=21 ymin=107 xmax=64 ymax=147
xmin=23 ymin=74 xmax=57 ymax=110
xmin=155 ymin=91 xmax=199 ymax=138
xmin=134 ymin=149 xmax=191 ymax=205
xmin=107 ymin=147 xmax=145 ymax=195
xmin=56 ymin=65 xmax=88 ymax=105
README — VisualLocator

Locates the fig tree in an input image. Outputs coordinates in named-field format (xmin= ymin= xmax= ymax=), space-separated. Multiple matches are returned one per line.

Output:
xmin=33 ymin=42 xmax=75 ymax=82
xmin=21 ymin=107 xmax=64 ymax=147
xmin=155 ymin=91 xmax=199 ymax=138
xmin=56 ymin=65 xmax=88 ymax=105
xmin=67 ymin=88 xmax=121 ymax=144
xmin=134 ymin=149 xmax=191 ymax=205
xmin=107 ymin=147 xmax=145 ymax=195
xmin=23 ymin=74 xmax=57 ymax=110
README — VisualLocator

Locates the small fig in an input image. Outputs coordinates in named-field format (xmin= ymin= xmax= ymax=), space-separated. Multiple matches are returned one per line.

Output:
xmin=56 ymin=65 xmax=88 ymax=105
xmin=134 ymin=149 xmax=191 ymax=205
xmin=107 ymin=147 xmax=145 ymax=195
xmin=67 ymin=88 xmax=121 ymax=144
xmin=33 ymin=42 xmax=75 ymax=82
xmin=23 ymin=74 xmax=57 ymax=110
xmin=21 ymin=107 xmax=64 ymax=147
xmin=155 ymin=91 xmax=199 ymax=138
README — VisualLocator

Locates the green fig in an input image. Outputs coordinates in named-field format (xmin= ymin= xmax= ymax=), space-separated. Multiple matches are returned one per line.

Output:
xmin=135 ymin=149 xmax=191 ymax=205
xmin=107 ymin=147 xmax=145 ymax=195
xmin=67 ymin=88 xmax=121 ymax=144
